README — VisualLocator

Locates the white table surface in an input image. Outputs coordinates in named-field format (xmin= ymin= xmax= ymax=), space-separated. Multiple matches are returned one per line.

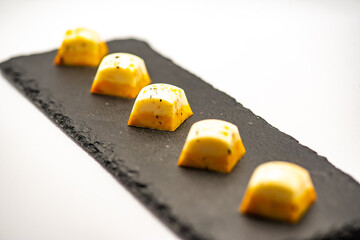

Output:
xmin=1 ymin=0 xmax=359 ymax=239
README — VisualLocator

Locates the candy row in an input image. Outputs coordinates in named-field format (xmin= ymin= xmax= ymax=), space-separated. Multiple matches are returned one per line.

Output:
xmin=54 ymin=28 xmax=317 ymax=224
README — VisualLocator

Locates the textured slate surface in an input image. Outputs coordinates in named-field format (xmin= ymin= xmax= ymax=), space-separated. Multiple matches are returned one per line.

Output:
xmin=1 ymin=39 xmax=360 ymax=240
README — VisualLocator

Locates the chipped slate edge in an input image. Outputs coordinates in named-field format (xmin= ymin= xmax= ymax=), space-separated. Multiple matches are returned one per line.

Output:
xmin=0 ymin=59 xmax=209 ymax=240
xmin=310 ymin=219 xmax=360 ymax=240
xmin=1 ymin=39 xmax=360 ymax=240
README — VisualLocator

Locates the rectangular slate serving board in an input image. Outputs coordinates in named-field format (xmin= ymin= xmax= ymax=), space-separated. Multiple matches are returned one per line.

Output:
xmin=1 ymin=39 xmax=359 ymax=240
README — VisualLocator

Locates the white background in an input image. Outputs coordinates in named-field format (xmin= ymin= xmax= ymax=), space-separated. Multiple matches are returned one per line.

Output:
xmin=0 ymin=0 xmax=359 ymax=239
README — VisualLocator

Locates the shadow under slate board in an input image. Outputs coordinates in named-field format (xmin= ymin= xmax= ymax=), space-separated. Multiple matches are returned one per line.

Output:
xmin=1 ymin=39 xmax=360 ymax=240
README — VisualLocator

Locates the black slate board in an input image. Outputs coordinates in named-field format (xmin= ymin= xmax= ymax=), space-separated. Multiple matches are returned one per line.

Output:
xmin=1 ymin=39 xmax=360 ymax=240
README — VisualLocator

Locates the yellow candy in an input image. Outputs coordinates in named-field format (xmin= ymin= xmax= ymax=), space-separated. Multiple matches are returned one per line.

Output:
xmin=240 ymin=161 xmax=317 ymax=223
xmin=178 ymin=119 xmax=246 ymax=173
xmin=128 ymin=83 xmax=193 ymax=131
xmin=91 ymin=53 xmax=151 ymax=98
xmin=54 ymin=28 xmax=108 ymax=67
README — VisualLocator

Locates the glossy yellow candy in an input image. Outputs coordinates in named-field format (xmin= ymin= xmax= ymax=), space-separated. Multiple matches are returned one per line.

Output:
xmin=54 ymin=28 xmax=108 ymax=67
xmin=91 ymin=53 xmax=151 ymax=98
xmin=178 ymin=119 xmax=246 ymax=173
xmin=240 ymin=161 xmax=317 ymax=223
xmin=128 ymin=83 xmax=193 ymax=131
